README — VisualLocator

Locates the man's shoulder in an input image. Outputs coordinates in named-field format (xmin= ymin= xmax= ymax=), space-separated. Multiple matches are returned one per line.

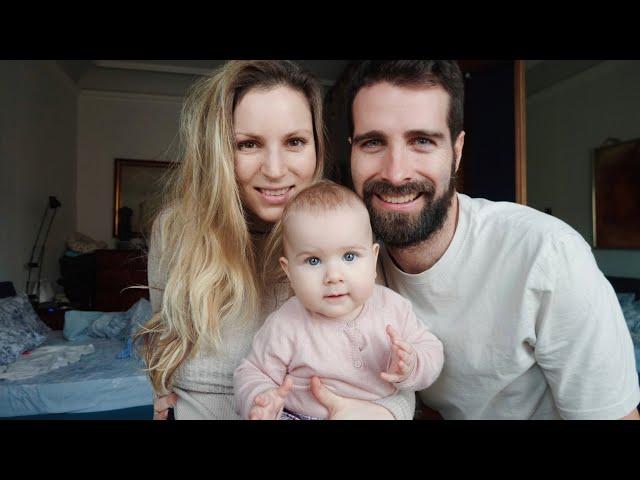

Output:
xmin=462 ymin=194 xmax=581 ymax=244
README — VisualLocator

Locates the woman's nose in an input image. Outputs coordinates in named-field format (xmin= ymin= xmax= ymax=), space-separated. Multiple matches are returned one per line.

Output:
xmin=261 ymin=147 xmax=287 ymax=180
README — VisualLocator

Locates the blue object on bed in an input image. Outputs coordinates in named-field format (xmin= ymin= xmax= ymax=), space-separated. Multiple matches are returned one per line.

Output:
xmin=0 ymin=331 xmax=153 ymax=418
xmin=63 ymin=310 xmax=103 ymax=341
xmin=63 ymin=298 xmax=152 ymax=344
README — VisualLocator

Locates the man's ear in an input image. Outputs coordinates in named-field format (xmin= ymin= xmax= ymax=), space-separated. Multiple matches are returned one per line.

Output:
xmin=453 ymin=131 xmax=465 ymax=174
xmin=279 ymin=257 xmax=290 ymax=279
xmin=347 ymin=137 xmax=352 ymax=145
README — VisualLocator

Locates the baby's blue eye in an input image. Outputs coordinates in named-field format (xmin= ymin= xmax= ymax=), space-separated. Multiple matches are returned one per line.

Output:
xmin=306 ymin=257 xmax=320 ymax=266
xmin=343 ymin=252 xmax=357 ymax=262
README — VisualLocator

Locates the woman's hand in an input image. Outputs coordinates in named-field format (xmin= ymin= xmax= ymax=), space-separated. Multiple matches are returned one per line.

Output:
xmin=310 ymin=376 xmax=394 ymax=420
xmin=153 ymin=392 xmax=178 ymax=420
xmin=249 ymin=376 xmax=293 ymax=420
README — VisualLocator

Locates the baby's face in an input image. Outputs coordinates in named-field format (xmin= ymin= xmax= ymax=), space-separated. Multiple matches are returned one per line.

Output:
xmin=280 ymin=204 xmax=379 ymax=322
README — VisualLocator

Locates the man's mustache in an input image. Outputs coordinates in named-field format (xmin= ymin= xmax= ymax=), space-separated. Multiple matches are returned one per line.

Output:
xmin=363 ymin=180 xmax=435 ymax=198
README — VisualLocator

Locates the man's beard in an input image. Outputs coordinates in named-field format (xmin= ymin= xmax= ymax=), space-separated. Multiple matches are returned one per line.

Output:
xmin=363 ymin=165 xmax=456 ymax=248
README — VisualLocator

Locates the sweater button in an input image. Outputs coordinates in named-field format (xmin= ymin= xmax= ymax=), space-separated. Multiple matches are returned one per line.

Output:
xmin=354 ymin=360 xmax=362 ymax=368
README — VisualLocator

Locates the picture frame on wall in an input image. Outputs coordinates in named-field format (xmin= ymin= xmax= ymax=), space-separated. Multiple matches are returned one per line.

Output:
xmin=592 ymin=138 xmax=640 ymax=249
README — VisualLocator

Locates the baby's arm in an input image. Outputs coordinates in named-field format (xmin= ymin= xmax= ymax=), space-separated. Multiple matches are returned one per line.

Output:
xmin=233 ymin=313 xmax=294 ymax=420
xmin=381 ymin=302 xmax=444 ymax=391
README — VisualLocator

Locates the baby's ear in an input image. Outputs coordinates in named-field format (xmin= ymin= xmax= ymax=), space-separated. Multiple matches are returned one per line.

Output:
xmin=372 ymin=242 xmax=380 ymax=260
xmin=279 ymin=257 xmax=290 ymax=278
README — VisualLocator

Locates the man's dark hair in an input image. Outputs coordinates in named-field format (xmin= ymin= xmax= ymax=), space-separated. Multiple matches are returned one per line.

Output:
xmin=345 ymin=60 xmax=465 ymax=142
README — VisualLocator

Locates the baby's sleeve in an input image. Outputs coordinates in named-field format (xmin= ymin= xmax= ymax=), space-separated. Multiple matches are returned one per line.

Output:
xmin=392 ymin=299 xmax=444 ymax=391
xmin=233 ymin=311 xmax=294 ymax=419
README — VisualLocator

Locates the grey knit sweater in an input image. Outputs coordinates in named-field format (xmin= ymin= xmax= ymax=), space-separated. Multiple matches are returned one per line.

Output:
xmin=147 ymin=217 xmax=415 ymax=420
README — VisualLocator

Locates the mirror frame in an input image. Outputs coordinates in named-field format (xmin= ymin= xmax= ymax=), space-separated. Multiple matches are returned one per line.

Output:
xmin=112 ymin=158 xmax=175 ymax=239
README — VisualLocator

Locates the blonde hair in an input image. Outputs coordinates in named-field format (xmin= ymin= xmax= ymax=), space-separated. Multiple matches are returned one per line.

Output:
xmin=136 ymin=61 xmax=325 ymax=394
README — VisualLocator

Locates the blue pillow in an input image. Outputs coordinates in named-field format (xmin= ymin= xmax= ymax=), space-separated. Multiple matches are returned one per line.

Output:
xmin=0 ymin=295 xmax=49 ymax=366
xmin=63 ymin=310 xmax=104 ymax=341
xmin=87 ymin=312 xmax=130 ymax=339
xmin=116 ymin=299 xmax=152 ymax=359
xmin=119 ymin=298 xmax=152 ymax=341
xmin=0 ymin=294 xmax=51 ymax=337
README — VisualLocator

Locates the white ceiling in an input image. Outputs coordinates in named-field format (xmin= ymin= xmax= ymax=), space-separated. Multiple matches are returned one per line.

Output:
xmin=55 ymin=60 xmax=607 ymax=99
xmin=56 ymin=60 xmax=351 ymax=97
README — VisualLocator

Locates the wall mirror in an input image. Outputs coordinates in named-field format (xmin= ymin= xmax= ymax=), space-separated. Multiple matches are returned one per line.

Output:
xmin=113 ymin=158 xmax=175 ymax=240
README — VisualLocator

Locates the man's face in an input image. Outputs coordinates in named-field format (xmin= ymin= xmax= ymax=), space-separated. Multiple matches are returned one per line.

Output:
xmin=350 ymin=82 xmax=465 ymax=247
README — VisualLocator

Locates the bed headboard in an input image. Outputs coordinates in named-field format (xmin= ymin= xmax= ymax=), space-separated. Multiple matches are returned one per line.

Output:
xmin=606 ymin=276 xmax=640 ymax=301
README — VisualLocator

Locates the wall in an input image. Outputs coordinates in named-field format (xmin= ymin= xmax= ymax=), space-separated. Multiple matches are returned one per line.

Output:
xmin=0 ymin=61 xmax=77 ymax=294
xmin=76 ymin=91 xmax=183 ymax=244
xmin=527 ymin=60 xmax=640 ymax=278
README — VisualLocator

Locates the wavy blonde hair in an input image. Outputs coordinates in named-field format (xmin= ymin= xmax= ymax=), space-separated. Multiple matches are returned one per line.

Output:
xmin=136 ymin=61 xmax=326 ymax=394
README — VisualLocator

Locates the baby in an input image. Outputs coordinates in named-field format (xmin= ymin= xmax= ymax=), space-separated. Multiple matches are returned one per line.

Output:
xmin=233 ymin=181 xmax=444 ymax=420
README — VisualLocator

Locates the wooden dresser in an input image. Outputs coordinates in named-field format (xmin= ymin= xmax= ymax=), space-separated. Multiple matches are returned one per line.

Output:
xmin=94 ymin=249 xmax=149 ymax=311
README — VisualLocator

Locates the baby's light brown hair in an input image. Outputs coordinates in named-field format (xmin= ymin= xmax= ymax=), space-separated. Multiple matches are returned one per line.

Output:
xmin=261 ymin=180 xmax=373 ymax=288
xmin=282 ymin=180 xmax=371 ymax=242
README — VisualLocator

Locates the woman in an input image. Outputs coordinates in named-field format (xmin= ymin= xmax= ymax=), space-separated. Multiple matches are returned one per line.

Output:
xmin=137 ymin=60 xmax=415 ymax=420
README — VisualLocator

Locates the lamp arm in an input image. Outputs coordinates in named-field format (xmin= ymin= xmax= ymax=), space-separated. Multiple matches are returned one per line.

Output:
xmin=25 ymin=203 xmax=51 ymax=293
xmin=35 ymin=207 xmax=59 ymax=295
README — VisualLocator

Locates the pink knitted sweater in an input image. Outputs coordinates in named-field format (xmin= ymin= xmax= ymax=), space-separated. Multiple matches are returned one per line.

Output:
xmin=234 ymin=284 xmax=444 ymax=419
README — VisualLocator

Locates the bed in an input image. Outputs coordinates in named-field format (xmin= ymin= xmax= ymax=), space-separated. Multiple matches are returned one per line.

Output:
xmin=0 ymin=289 xmax=154 ymax=419
xmin=0 ymin=330 xmax=154 ymax=419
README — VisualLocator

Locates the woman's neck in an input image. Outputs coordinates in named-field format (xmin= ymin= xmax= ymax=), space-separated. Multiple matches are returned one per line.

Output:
xmin=246 ymin=213 xmax=273 ymax=236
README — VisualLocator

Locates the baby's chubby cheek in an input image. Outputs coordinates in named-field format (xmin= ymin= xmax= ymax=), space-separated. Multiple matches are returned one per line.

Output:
xmin=350 ymin=282 xmax=375 ymax=306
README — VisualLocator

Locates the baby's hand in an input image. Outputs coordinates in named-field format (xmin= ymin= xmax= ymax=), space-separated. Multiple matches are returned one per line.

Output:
xmin=248 ymin=376 xmax=293 ymax=420
xmin=380 ymin=325 xmax=417 ymax=384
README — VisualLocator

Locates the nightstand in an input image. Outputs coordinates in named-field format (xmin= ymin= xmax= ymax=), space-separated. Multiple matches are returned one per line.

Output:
xmin=94 ymin=249 xmax=149 ymax=311
xmin=36 ymin=305 xmax=66 ymax=330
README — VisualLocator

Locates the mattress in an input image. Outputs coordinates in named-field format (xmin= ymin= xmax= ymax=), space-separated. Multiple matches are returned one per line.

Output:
xmin=0 ymin=331 xmax=153 ymax=417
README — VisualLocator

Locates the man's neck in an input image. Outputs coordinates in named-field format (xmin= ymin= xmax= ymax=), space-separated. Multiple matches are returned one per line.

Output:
xmin=385 ymin=193 xmax=459 ymax=275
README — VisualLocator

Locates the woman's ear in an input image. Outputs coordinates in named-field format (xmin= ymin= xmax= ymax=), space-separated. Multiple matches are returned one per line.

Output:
xmin=279 ymin=257 xmax=290 ymax=279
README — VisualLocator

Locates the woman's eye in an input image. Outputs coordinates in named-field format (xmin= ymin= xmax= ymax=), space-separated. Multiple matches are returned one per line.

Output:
xmin=288 ymin=138 xmax=306 ymax=148
xmin=238 ymin=140 xmax=258 ymax=150
xmin=343 ymin=252 xmax=357 ymax=262
xmin=306 ymin=257 xmax=321 ymax=266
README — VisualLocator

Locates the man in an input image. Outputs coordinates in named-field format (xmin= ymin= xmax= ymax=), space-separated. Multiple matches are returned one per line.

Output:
xmin=342 ymin=60 xmax=640 ymax=419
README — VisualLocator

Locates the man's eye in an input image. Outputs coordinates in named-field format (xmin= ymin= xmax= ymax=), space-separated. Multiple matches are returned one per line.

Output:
xmin=413 ymin=137 xmax=433 ymax=146
xmin=362 ymin=139 xmax=382 ymax=148
xmin=343 ymin=252 xmax=357 ymax=262
xmin=306 ymin=257 xmax=321 ymax=266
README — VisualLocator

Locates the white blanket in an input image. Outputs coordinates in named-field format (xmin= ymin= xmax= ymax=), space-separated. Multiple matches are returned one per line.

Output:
xmin=0 ymin=344 xmax=95 ymax=381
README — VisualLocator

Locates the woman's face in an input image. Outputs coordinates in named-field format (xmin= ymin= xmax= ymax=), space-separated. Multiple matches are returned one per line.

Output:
xmin=234 ymin=85 xmax=317 ymax=225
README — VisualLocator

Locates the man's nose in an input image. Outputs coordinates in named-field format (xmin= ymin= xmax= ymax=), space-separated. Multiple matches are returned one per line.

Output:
xmin=261 ymin=147 xmax=287 ymax=180
xmin=381 ymin=143 xmax=412 ymax=185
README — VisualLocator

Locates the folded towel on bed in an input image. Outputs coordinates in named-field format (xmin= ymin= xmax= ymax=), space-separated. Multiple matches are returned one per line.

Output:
xmin=0 ymin=344 xmax=95 ymax=381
